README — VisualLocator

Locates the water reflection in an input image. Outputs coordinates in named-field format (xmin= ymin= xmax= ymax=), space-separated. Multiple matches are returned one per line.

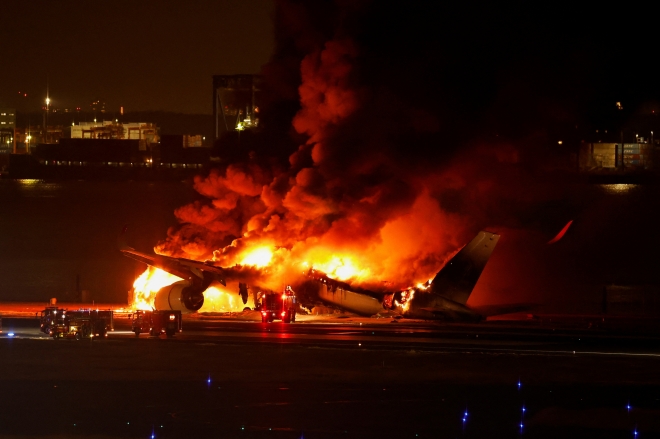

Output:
xmin=17 ymin=179 xmax=43 ymax=185
xmin=599 ymin=183 xmax=639 ymax=195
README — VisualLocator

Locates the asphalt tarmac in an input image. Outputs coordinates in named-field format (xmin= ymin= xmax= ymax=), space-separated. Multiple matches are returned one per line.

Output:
xmin=2 ymin=313 xmax=660 ymax=438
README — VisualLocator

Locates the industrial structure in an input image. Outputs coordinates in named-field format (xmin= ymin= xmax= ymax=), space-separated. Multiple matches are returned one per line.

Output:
xmin=213 ymin=74 xmax=262 ymax=140
xmin=579 ymin=138 xmax=657 ymax=170
xmin=67 ymin=121 xmax=159 ymax=149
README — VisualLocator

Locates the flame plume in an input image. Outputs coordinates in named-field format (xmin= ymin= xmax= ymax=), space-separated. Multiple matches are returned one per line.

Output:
xmin=131 ymin=267 xmax=182 ymax=310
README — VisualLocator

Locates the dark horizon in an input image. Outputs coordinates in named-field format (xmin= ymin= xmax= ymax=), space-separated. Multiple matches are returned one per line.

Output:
xmin=0 ymin=0 xmax=274 ymax=115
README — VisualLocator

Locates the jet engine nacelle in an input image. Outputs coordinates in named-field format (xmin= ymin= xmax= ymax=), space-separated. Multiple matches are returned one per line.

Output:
xmin=153 ymin=280 xmax=205 ymax=313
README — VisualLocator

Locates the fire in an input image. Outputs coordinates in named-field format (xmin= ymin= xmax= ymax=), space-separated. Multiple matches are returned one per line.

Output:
xmin=308 ymin=256 xmax=370 ymax=282
xmin=198 ymin=284 xmax=256 ymax=313
xmin=131 ymin=266 xmax=182 ymax=310
xmin=239 ymin=246 xmax=273 ymax=268
xmin=395 ymin=288 xmax=416 ymax=312
xmin=131 ymin=266 xmax=257 ymax=313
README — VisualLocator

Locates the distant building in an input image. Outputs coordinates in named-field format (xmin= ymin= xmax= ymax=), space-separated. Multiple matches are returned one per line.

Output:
xmin=65 ymin=121 xmax=159 ymax=150
xmin=90 ymin=98 xmax=106 ymax=114
xmin=213 ymin=74 xmax=262 ymax=140
xmin=579 ymin=141 xmax=656 ymax=170
xmin=0 ymin=108 xmax=16 ymax=153
xmin=0 ymin=108 xmax=16 ymax=129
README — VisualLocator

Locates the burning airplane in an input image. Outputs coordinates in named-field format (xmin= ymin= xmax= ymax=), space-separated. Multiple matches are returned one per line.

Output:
xmin=297 ymin=231 xmax=500 ymax=321
xmin=117 ymin=4 xmax=547 ymax=320
xmin=121 ymin=227 xmax=511 ymax=321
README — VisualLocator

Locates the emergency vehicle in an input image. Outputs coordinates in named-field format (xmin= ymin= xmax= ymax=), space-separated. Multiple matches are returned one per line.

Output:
xmin=130 ymin=310 xmax=182 ymax=337
xmin=261 ymin=286 xmax=297 ymax=323
xmin=40 ymin=307 xmax=114 ymax=340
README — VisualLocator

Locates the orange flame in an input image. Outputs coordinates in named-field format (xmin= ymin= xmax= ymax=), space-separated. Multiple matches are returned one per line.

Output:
xmin=198 ymin=284 xmax=256 ymax=313
xmin=239 ymin=246 xmax=274 ymax=268
xmin=395 ymin=288 xmax=416 ymax=312
xmin=131 ymin=266 xmax=182 ymax=310
xmin=131 ymin=266 xmax=257 ymax=313
xmin=310 ymin=255 xmax=370 ymax=282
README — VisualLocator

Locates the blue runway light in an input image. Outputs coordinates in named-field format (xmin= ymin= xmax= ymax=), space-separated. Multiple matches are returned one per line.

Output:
xmin=7 ymin=332 xmax=15 ymax=337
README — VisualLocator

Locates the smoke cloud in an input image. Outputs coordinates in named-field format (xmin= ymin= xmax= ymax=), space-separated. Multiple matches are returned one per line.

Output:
xmin=153 ymin=2 xmax=646 ymax=308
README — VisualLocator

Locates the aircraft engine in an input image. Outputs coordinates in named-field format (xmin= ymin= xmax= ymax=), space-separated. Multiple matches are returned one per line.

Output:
xmin=153 ymin=280 xmax=205 ymax=313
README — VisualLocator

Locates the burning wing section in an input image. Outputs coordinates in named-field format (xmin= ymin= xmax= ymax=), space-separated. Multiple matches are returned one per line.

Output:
xmin=119 ymin=226 xmax=227 ymax=313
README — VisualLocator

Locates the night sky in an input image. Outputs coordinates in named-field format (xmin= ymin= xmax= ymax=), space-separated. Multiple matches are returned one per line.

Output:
xmin=1 ymin=2 xmax=656 ymax=125
xmin=2 ymin=1 xmax=659 ymax=307
xmin=0 ymin=0 xmax=274 ymax=114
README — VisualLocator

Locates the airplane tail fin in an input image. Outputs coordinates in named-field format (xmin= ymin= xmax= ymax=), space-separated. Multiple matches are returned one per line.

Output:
xmin=430 ymin=231 xmax=499 ymax=305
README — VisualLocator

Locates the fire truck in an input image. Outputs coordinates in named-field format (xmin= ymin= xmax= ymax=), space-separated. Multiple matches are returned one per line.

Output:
xmin=40 ymin=307 xmax=114 ymax=340
xmin=260 ymin=286 xmax=297 ymax=323
xmin=130 ymin=310 xmax=182 ymax=337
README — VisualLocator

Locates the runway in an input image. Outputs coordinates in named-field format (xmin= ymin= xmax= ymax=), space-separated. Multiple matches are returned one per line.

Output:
xmin=5 ymin=312 xmax=660 ymax=357
xmin=2 ymin=312 xmax=660 ymax=438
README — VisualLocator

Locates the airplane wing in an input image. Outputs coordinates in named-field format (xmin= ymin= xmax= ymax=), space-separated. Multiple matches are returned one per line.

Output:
xmin=118 ymin=225 xmax=227 ymax=286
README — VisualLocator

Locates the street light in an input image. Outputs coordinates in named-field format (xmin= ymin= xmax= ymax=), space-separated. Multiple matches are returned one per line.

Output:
xmin=44 ymin=96 xmax=51 ymax=142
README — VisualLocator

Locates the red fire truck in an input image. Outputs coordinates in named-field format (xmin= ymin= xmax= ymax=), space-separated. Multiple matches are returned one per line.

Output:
xmin=260 ymin=286 xmax=297 ymax=323
xmin=130 ymin=310 xmax=182 ymax=337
